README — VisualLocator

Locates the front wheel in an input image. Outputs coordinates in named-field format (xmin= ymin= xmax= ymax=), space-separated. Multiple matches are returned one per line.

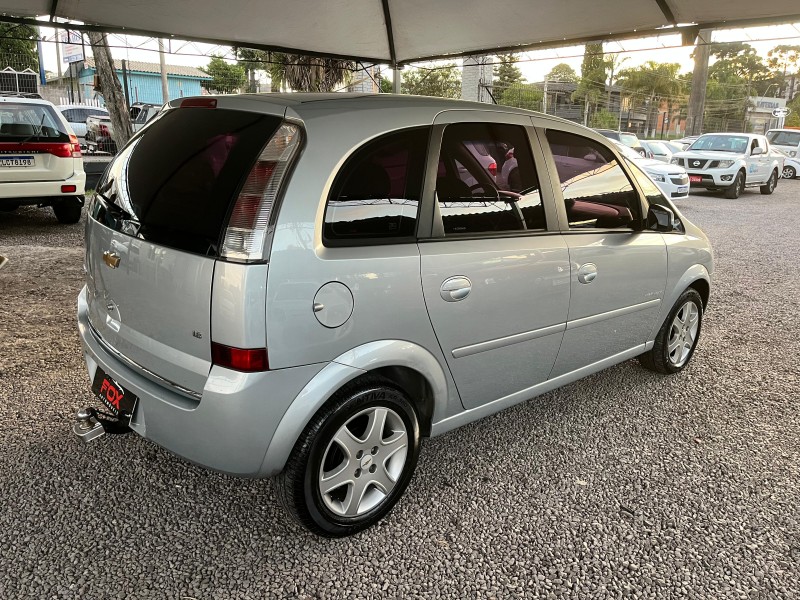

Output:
xmin=275 ymin=378 xmax=420 ymax=537
xmin=639 ymin=289 xmax=703 ymax=375
xmin=724 ymin=171 xmax=745 ymax=199
xmin=760 ymin=170 xmax=777 ymax=195
xmin=782 ymin=165 xmax=796 ymax=180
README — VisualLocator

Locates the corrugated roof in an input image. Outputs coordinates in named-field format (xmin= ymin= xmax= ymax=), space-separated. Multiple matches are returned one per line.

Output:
xmin=84 ymin=58 xmax=211 ymax=79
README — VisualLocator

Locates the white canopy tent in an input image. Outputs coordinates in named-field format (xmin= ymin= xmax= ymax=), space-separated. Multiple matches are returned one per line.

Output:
xmin=1 ymin=1 xmax=800 ymax=65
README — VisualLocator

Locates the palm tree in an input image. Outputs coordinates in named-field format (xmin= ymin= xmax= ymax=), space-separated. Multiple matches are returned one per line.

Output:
xmin=268 ymin=53 xmax=353 ymax=92
xmin=616 ymin=61 xmax=684 ymax=136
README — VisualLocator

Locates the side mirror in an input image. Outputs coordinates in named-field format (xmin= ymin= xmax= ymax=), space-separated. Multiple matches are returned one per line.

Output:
xmin=751 ymin=146 xmax=764 ymax=156
xmin=646 ymin=204 xmax=677 ymax=232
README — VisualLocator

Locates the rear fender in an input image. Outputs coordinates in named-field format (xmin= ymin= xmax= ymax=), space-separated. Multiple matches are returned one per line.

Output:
xmin=260 ymin=340 xmax=449 ymax=477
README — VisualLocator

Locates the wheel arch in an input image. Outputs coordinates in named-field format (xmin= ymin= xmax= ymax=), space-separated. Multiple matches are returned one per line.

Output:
xmin=649 ymin=264 xmax=711 ymax=341
xmin=260 ymin=340 xmax=449 ymax=477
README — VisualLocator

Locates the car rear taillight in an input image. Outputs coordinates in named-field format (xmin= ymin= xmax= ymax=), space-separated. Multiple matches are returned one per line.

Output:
xmin=220 ymin=123 xmax=302 ymax=262
xmin=0 ymin=142 xmax=73 ymax=158
xmin=488 ymin=161 xmax=497 ymax=177
xmin=69 ymin=134 xmax=81 ymax=157
xmin=211 ymin=342 xmax=269 ymax=372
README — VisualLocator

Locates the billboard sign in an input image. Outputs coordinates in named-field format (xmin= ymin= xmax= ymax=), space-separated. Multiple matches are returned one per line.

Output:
xmin=61 ymin=30 xmax=84 ymax=64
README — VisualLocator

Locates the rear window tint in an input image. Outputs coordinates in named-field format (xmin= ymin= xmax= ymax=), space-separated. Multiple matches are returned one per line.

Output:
xmin=0 ymin=102 xmax=69 ymax=142
xmin=324 ymin=127 xmax=429 ymax=245
xmin=94 ymin=108 xmax=282 ymax=255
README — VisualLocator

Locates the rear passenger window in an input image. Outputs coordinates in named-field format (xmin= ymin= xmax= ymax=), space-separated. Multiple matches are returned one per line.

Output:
xmin=324 ymin=128 xmax=429 ymax=245
xmin=437 ymin=123 xmax=544 ymax=235
xmin=546 ymin=130 xmax=640 ymax=229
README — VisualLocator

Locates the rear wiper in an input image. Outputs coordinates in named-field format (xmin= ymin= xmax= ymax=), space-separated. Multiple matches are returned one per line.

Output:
xmin=95 ymin=190 xmax=135 ymax=221
xmin=19 ymin=113 xmax=46 ymax=145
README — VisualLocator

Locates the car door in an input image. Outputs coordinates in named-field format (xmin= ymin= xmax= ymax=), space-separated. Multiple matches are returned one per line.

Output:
xmin=538 ymin=127 xmax=668 ymax=377
xmin=418 ymin=112 xmax=571 ymax=410
xmin=756 ymin=136 xmax=772 ymax=181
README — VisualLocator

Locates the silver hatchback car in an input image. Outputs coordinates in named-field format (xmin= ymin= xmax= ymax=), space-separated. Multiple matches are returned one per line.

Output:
xmin=77 ymin=94 xmax=712 ymax=536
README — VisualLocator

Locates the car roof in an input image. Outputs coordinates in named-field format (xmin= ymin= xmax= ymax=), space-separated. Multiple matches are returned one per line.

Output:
xmin=171 ymin=92 xmax=575 ymax=123
xmin=56 ymin=104 xmax=108 ymax=111
xmin=0 ymin=95 xmax=56 ymax=106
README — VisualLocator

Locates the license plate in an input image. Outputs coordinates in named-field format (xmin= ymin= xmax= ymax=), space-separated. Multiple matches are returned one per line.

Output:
xmin=678 ymin=185 xmax=689 ymax=194
xmin=689 ymin=175 xmax=702 ymax=183
xmin=0 ymin=156 xmax=34 ymax=167
xmin=91 ymin=368 xmax=138 ymax=417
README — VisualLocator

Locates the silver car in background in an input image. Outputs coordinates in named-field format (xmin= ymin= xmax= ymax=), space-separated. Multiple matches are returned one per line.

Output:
xmin=77 ymin=94 xmax=712 ymax=537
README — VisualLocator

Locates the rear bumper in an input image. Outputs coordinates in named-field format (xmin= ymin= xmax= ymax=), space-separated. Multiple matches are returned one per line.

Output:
xmin=76 ymin=286 xmax=325 ymax=477
xmin=0 ymin=171 xmax=86 ymax=200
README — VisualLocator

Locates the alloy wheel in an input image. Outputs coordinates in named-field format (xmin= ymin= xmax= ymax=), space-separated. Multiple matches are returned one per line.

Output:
xmin=319 ymin=406 xmax=409 ymax=517
xmin=666 ymin=300 xmax=700 ymax=367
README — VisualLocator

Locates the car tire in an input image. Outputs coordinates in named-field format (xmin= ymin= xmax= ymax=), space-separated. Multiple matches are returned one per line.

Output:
xmin=760 ymin=170 xmax=778 ymax=195
xmin=639 ymin=288 xmax=703 ymax=375
xmin=275 ymin=377 xmax=421 ymax=537
xmin=52 ymin=196 xmax=84 ymax=224
xmin=783 ymin=165 xmax=796 ymax=179
xmin=724 ymin=170 xmax=745 ymax=199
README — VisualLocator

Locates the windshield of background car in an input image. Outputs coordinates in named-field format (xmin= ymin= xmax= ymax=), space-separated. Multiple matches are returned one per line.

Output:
xmin=93 ymin=107 xmax=283 ymax=255
xmin=619 ymin=133 xmax=638 ymax=147
xmin=688 ymin=135 xmax=749 ymax=153
xmin=0 ymin=102 xmax=70 ymax=142
xmin=767 ymin=130 xmax=800 ymax=146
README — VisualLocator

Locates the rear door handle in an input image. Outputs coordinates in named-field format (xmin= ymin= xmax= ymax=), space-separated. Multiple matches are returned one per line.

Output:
xmin=440 ymin=276 xmax=472 ymax=302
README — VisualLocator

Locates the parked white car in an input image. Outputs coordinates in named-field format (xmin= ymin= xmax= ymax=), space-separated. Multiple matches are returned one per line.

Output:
xmin=766 ymin=128 xmax=800 ymax=158
xmin=672 ymin=133 xmax=784 ymax=199
xmin=641 ymin=140 xmax=675 ymax=163
xmin=780 ymin=154 xmax=799 ymax=179
xmin=613 ymin=141 xmax=689 ymax=200
xmin=57 ymin=104 xmax=109 ymax=147
xmin=1 ymin=94 xmax=86 ymax=223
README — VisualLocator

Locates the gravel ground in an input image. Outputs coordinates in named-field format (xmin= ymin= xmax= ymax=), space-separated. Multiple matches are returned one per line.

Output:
xmin=1 ymin=183 xmax=798 ymax=599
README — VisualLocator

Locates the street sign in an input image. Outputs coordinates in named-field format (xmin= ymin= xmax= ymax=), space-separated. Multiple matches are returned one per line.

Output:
xmin=772 ymin=107 xmax=790 ymax=118
xmin=61 ymin=30 xmax=84 ymax=64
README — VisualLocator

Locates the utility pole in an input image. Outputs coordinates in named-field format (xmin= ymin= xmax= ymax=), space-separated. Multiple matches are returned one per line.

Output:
xmin=542 ymin=80 xmax=548 ymax=114
xmin=686 ymin=29 xmax=713 ymax=136
xmin=158 ymin=38 xmax=169 ymax=104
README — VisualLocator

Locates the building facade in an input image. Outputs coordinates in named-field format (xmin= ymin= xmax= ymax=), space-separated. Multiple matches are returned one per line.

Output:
xmin=76 ymin=59 xmax=211 ymax=106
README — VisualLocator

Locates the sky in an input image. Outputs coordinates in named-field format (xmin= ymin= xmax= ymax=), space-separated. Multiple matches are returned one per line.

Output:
xmin=33 ymin=21 xmax=800 ymax=84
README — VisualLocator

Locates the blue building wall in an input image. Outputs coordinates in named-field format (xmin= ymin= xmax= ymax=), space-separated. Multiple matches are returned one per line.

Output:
xmin=78 ymin=68 xmax=209 ymax=106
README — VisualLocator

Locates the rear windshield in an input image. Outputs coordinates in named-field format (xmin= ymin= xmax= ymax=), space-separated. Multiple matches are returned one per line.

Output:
xmin=93 ymin=107 xmax=283 ymax=255
xmin=0 ymin=102 xmax=70 ymax=142
xmin=767 ymin=130 xmax=800 ymax=146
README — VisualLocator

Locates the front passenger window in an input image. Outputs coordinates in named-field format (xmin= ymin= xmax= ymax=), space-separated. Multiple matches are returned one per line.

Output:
xmin=545 ymin=130 xmax=640 ymax=230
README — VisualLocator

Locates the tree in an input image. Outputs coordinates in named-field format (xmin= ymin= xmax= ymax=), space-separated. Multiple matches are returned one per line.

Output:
xmin=88 ymin=31 xmax=132 ymax=151
xmin=236 ymin=48 xmax=269 ymax=93
xmin=545 ymin=63 xmax=578 ymax=83
xmin=573 ymin=43 xmax=607 ymax=124
xmin=493 ymin=54 xmax=524 ymax=103
xmin=0 ymin=23 xmax=38 ymax=71
xmin=590 ymin=110 xmax=618 ymax=128
xmin=498 ymin=83 xmax=543 ymax=111
xmin=202 ymin=56 xmax=246 ymax=94
xmin=400 ymin=64 xmax=461 ymax=98
xmin=766 ymin=45 xmax=800 ymax=98
xmin=616 ymin=61 xmax=684 ymax=136
xmin=268 ymin=54 xmax=353 ymax=92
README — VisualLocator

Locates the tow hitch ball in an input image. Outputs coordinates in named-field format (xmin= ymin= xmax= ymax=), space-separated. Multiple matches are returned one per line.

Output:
xmin=73 ymin=407 xmax=132 ymax=443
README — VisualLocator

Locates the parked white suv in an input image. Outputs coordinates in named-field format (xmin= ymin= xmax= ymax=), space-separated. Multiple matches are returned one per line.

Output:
xmin=672 ymin=133 xmax=783 ymax=199
xmin=1 ymin=94 xmax=86 ymax=223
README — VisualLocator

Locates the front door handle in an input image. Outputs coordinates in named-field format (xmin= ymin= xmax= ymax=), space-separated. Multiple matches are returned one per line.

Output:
xmin=440 ymin=276 xmax=472 ymax=302
xmin=577 ymin=263 xmax=597 ymax=284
